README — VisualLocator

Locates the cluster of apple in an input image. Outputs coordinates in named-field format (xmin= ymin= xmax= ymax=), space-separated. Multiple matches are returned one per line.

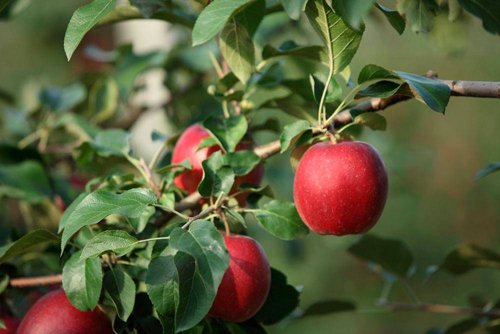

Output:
xmin=0 ymin=123 xmax=388 ymax=332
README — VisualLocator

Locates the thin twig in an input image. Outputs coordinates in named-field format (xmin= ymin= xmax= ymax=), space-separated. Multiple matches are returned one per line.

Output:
xmin=10 ymin=275 xmax=63 ymax=288
xmin=378 ymin=300 xmax=500 ymax=317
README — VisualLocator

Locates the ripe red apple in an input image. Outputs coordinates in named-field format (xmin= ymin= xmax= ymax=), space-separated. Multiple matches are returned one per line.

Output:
xmin=16 ymin=289 xmax=113 ymax=334
xmin=294 ymin=140 xmax=388 ymax=236
xmin=209 ymin=233 xmax=271 ymax=323
xmin=171 ymin=124 xmax=263 ymax=205
xmin=0 ymin=316 xmax=20 ymax=334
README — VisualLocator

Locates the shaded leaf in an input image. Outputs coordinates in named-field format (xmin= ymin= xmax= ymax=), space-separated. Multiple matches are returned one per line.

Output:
xmin=458 ymin=0 xmax=500 ymax=35
xmin=332 ymin=0 xmax=376 ymax=30
xmin=357 ymin=81 xmax=402 ymax=98
xmin=255 ymin=268 xmax=300 ymax=325
xmin=225 ymin=150 xmax=261 ymax=176
xmin=303 ymin=300 xmax=356 ymax=317
xmin=405 ymin=0 xmax=439 ymax=34
xmin=262 ymin=41 xmax=327 ymax=64
xmin=280 ymin=0 xmax=308 ymax=20
xmin=358 ymin=64 xmax=399 ymax=84
xmin=438 ymin=244 xmax=500 ymax=275
xmin=474 ymin=162 xmax=500 ymax=181
xmin=0 ymin=229 xmax=59 ymax=265
xmin=348 ymin=234 xmax=414 ymax=277
xmin=104 ymin=266 xmax=136 ymax=321
xmin=376 ymin=4 xmax=406 ymax=34
xmin=235 ymin=0 xmax=266 ymax=37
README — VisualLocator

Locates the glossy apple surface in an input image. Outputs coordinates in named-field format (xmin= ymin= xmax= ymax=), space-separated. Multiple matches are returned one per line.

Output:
xmin=0 ymin=316 xmax=20 ymax=334
xmin=293 ymin=140 xmax=388 ymax=236
xmin=208 ymin=233 xmax=271 ymax=322
xmin=16 ymin=289 xmax=113 ymax=334
xmin=171 ymin=124 xmax=263 ymax=204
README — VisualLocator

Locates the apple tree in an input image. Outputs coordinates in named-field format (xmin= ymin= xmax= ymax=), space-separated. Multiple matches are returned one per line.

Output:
xmin=0 ymin=0 xmax=500 ymax=333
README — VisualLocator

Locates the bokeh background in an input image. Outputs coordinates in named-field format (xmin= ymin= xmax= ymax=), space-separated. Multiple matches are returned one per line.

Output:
xmin=1 ymin=0 xmax=499 ymax=333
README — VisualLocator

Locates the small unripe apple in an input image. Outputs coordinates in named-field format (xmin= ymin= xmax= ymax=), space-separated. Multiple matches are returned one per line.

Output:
xmin=0 ymin=316 xmax=20 ymax=334
xmin=172 ymin=124 xmax=263 ymax=205
xmin=293 ymin=140 xmax=388 ymax=236
xmin=16 ymin=289 xmax=113 ymax=334
xmin=209 ymin=233 xmax=271 ymax=323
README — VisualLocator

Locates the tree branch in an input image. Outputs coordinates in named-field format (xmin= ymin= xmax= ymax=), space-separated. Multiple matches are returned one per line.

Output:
xmin=10 ymin=275 xmax=63 ymax=288
xmin=172 ymin=76 xmax=500 ymax=213
xmin=378 ymin=300 xmax=500 ymax=317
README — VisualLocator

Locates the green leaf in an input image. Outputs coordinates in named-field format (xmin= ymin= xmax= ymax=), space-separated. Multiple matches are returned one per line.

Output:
xmin=310 ymin=74 xmax=342 ymax=103
xmin=443 ymin=318 xmax=480 ymax=334
xmin=0 ymin=160 xmax=53 ymax=204
xmin=198 ymin=152 xmax=235 ymax=198
xmin=192 ymin=0 xmax=257 ymax=46
xmin=39 ymin=82 xmax=87 ymax=113
xmin=127 ymin=205 xmax=156 ymax=233
xmin=89 ymin=76 xmax=119 ymax=123
xmin=332 ymin=0 xmax=376 ymax=30
xmin=305 ymin=0 xmax=364 ymax=74
xmin=224 ymin=151 xmax=261 ymax=176
xmin=254 ymin=200 xmax=309 ymax=240
xmin=62 ymin=250 xmax=103 ymax=311
xmin=262 ymin=41 xmax=327 ymax=65
xmin=203 ymin=115 xmax=248 ymax=153
xmin=80 ymin=230 xmax=139 ymax=261
xmin=251 ymin=118 xmax=281 ymax=133
xmin=405 ymin=0 xmax=439 ymax=34
xmin=303 ymin=300 xmax=356 ymax=317
xmin=395 ymin=71 xmax=451 ymax=113
xmin=358 ymin=64 xmax=399 ymax=84
xmin=220 ymin=22 xmax=255 ymax=84
xmin=376 ymin=4 xmax=406 ymax=35
xmin=61 ymin=188 xmax=157 ymax=254
xmin=255 ymin=268 xmax=300 ymax=325
xmin=438 ymin=244 xmax=500 ymax=275
xmin=130 ymin=0 xmax=165 ymax=18
xmin=114 ymin=46 xmax=168 ymax=97
xmin=104 ymin=266 xmax=136 ymax=321
xmin=197 ymin=137 xmax=218 ymax=151
xmin=353 ymin=113 xmax=387 ymax=131
xmin=357 ymin=81 xmax=402 ymax=98
xmin=59 ymin=193 xmax=89 ymax=232
xmin=458 ymin=0 xmax=500 ymax=35
xmin=0 ymin=0 xmax=13 ymax=14
xmin=64 ymin=0 xmax=118 ymax=60
xmin=235 ymin=0 xmax=266 ymax=37
xmin=348 ymin=234 xmax=414 ymax=277
xmin=148 ymin=221 xmax=229 ymax=332
xmin=0 ymin=229 xmax=60 ymax=265
xmin=281 ymin=0 xmax=308 ymax=20
xmin=156 ymin=159 xmax=192 ymax=175
xmin=225 ymin=208 xmax=246 ymax=225
xmin=279 ymin=120 xmax=311 ymax=153
xmin=474 ymin=162 xmax=500 ymax=181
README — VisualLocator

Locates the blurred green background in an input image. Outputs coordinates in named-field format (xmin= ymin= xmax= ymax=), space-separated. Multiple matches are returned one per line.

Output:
xmin=1 ymin=0 xmax=499 ymax=333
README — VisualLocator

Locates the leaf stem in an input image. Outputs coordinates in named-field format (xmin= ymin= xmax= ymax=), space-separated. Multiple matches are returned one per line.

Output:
xmin=323 ymin=85 xmax=362 ymax=127
xmin=138 ymin=236 xmax=170 ymax=243
xmin=148 ymin=139 xmax=169 ymax=170
xmin=153 ymin=204 xmax=190 ymax=220
xmin=317 ymin=66 xmax=334 ymax=126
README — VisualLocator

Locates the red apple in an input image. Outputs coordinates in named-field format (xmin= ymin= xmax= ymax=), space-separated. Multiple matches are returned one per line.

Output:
xmin=0 ymin=316 xmax=20 ymax=334
xmin=16 ymin=289 xmax=113 ymax=334
xmin=171 ymin=124 xmax=263 ymax=205
xmin=293 ymin=140 xmax=388 ymax=236
xmin=209 ymin=233 xmax=271 ymax=323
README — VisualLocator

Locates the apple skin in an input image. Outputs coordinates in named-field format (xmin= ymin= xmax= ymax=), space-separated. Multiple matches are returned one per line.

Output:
xmin=16 ymin=289 xmax=113 ymax=334
xmin=293 ymin=140 xmax=388 ymax=236
xmin=0 ymin=316 xmax=20 ymax=334
xmin=208 ymin=233 xmax=271 ymax=323
xmin=171 ymin=124 xmax=263 ymax=205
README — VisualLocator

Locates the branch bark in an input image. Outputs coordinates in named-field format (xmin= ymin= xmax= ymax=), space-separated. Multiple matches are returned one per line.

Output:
xmin=173 ymin=76 xmax=500 ymax=212
xmin=10 ymin=275 xmax=63 ymax=288
xmin=379 ymin=300 xmax=500 ymax=317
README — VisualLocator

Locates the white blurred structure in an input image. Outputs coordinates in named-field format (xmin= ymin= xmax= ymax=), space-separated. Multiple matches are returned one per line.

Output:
xmin=114 ymin=18 xmax=178 ymax=162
